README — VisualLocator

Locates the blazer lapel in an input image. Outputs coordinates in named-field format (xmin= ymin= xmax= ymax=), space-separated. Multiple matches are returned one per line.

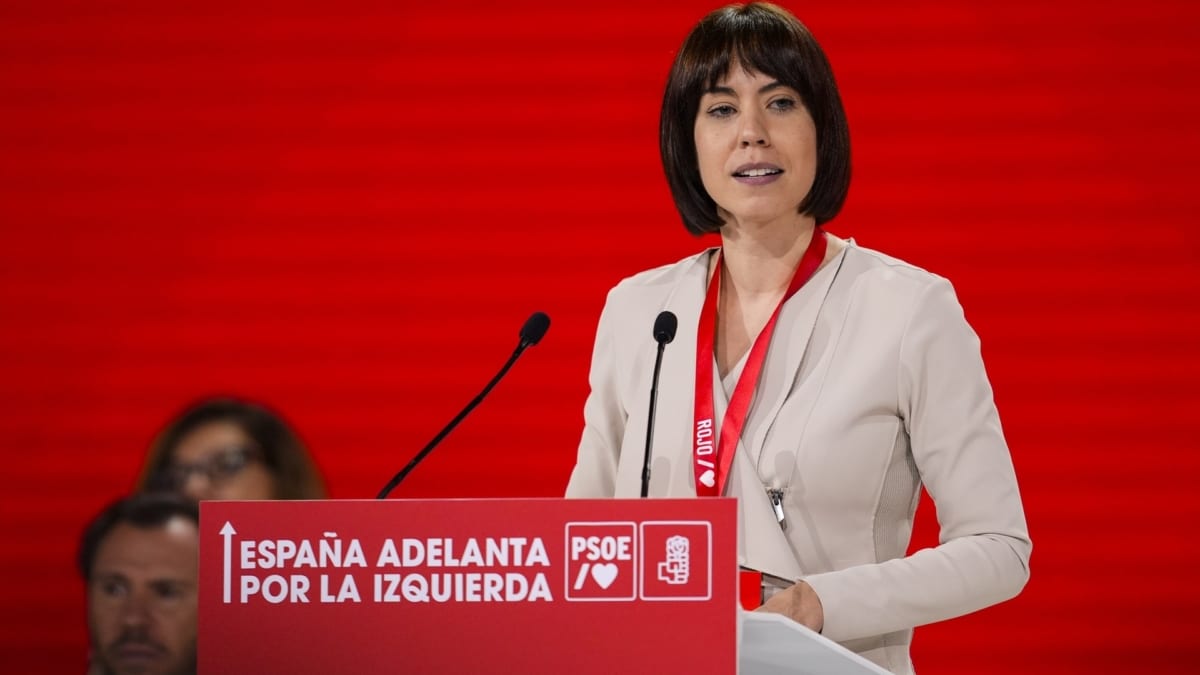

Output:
xmin=744 ymin=249 xmax=849 ymax=469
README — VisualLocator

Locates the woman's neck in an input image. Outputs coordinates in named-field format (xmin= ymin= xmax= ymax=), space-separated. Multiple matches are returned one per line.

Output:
xmin=718 ymin=217 xmax=818 ymax=297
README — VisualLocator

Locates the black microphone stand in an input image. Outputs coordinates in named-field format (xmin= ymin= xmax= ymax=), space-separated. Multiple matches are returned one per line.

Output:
xmin=377 ymin=312 xmax=549 ymax=499
xmin=641 ymin=311 xmax=677 ymax=497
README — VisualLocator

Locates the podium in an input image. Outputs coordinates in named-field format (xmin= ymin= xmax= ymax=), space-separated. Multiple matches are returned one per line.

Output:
xmin=199 ymin=499 xmax=887 ymax=674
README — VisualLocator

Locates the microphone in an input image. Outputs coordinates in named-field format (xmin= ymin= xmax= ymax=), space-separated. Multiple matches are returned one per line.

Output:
xmin=640 ymin=310 xmax=677 ymax=498
xmin=519 ymin=311 xmax=550 ymax=348
xmin=376 ymin=311 xmax=551 ymax=499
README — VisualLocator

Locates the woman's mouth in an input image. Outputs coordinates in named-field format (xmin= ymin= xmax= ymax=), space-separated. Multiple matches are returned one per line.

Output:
xmin=732 ymin=164 xmax=784 ymax=185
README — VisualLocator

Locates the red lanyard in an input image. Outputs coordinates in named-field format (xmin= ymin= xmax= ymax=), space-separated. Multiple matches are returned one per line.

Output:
xmin=693 ymin=229 xmax=828 ymax=497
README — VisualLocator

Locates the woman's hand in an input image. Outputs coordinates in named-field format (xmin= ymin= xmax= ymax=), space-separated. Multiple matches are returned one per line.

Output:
xmin=755 ymin=580 xmax=824 ymax=632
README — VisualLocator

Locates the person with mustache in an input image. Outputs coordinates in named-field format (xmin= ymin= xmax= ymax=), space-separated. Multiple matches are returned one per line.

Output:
xmin=78 ymin=493 xmax=198 ymax=675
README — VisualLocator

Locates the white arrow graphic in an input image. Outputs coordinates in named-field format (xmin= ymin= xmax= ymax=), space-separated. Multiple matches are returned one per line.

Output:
xmin=220 ymin=521 xmax=236 ymax=603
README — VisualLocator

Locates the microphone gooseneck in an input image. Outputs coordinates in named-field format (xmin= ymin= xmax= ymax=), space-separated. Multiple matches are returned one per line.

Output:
xmin=641 ymin=310 xmax=677 ymax=498
xmin=376 ymin=311 xmax=551 ymax=499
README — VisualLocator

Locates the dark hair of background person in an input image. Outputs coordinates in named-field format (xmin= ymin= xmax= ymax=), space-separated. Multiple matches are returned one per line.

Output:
xmin=77 ymin=492 xmax=200 ymax=581
xmin=660 ymin=1 xmax=852 ymax=235
xmin=136 ymin=397 xmax=327 ymax=500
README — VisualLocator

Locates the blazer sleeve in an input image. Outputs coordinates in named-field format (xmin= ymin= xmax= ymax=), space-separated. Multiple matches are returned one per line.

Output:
xmin=565 ymin=288 xmax=628 ymax=498
xmin=803 ymin=278 xmax=1032 ymax=642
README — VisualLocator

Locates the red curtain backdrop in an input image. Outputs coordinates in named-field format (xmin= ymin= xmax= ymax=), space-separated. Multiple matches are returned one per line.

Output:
xmin=2 ymin=1 xmax=1198 ymax=672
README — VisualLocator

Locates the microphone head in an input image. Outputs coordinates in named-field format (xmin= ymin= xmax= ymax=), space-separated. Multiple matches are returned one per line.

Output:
xmin=653 ymin=311 xmax=678 ymax=345
xmin=519 ymin=311 xmax=551 ymax=347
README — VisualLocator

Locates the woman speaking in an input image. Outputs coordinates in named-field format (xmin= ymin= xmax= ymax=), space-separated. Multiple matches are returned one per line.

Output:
xmin=565 ymin=4 xmax=1031 ymax=673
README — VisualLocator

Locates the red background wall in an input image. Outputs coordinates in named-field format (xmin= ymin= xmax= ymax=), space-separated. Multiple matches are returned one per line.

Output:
xmin=2 ymin=1 xmax=1198 ymax=672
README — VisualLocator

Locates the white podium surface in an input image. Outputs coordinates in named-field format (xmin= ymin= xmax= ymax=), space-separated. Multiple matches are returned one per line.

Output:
xmin=738 ymin=611 xmax=892 ymax=675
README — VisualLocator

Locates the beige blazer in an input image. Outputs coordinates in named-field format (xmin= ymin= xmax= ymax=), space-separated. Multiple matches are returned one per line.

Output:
xmin=565 ymin=241 xmax=1031 ymax=675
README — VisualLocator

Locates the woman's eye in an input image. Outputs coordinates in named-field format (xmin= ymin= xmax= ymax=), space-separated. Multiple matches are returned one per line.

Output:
xmin=707 ymin=104 xmax=736 ymax=118
xmin=769 ymin=97 xmax=797 ymax=111
xmin=215 ymin=453 xmax=246 ymax=474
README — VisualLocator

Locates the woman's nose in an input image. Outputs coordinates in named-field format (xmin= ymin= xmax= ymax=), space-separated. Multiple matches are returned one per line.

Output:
xmin=738 ymin=110 xmax=769 ymax=147
xmin=181 ymin=472 xmax=213 ymax=500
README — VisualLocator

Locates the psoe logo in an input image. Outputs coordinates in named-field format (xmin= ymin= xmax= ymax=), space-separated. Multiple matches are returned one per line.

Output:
xmin=640 ymin=521 xmax=711 ymax=601
xmin=563 ymin=522 xmax=636 ymax=601
xmin=657 ymin=535 xmax=690 ymax=585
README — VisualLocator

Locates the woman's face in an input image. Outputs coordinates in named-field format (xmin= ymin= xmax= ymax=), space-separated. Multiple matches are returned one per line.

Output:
xmin=167 ymin=421 xmax=278 ymax=501
xmin=693 ymin=64 xmax=817 ymax=230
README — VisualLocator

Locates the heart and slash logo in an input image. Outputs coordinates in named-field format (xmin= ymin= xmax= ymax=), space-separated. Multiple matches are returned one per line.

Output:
xmin=565 ymin=522 xmax=637 ymax=600
xmin=564 ymin=521 xmax=712 ymax=602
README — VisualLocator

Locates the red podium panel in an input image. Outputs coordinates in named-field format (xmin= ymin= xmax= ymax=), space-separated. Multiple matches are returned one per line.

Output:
xmin=199 ymin=498 xmax=737 ymax=674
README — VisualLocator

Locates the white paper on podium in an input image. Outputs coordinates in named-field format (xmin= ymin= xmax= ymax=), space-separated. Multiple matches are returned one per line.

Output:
xmin=738 ymin=611 xmax=892 ymax=675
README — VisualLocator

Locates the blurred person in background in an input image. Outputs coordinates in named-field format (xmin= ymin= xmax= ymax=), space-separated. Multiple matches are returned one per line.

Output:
xmin=79 ymin=493 xmax=199 ymax=675
xmin=137 ymin=396 xmax=326 ymax=501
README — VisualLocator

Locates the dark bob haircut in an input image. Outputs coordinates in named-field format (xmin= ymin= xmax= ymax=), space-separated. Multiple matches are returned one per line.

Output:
xmin=660 ymin=2 xmax=851 ymax=235
xmin=136 ymin=396 xmax=327 ymax=500
xmin=77 ymin=492 xmax=199 ymax=580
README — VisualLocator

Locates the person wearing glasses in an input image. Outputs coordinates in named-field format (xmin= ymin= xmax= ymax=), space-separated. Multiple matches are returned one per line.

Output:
xmin=565 ymin=3 xmax=1030 ymax=673
xmin=136 ymin=397 xmax=326 ymax=501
